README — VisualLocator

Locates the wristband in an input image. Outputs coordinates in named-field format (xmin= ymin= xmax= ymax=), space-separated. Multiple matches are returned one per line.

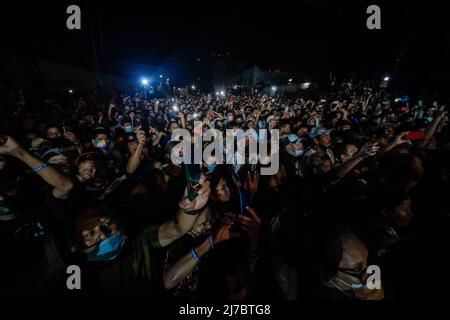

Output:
xmin=33 ymin=163 xmax=49 ymax=173
xmin=207 ymin=235 xmax=214 ymax=250
xmin=191 ymin=248 xmax=200 ymax=263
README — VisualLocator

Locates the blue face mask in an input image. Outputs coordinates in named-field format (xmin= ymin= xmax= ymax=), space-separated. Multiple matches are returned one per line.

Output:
xmin=336 ymin=277 xmax=365 ymax=290
xmin=95 ymin=138 xmax=109 ymax=150
xmin=207 ymin=164 xmax=216 ymax=172
xmin=86 ymin=231 xmax=127 ymax=262
xmin=292 ymin=149 xmax=304 ymax=157
xmin=124 ymin=126 xmax=133 ymax=133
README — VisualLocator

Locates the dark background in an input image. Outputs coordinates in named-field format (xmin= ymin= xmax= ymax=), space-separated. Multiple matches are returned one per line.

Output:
xmin=1 ymin=1 xmax=449 ymax=92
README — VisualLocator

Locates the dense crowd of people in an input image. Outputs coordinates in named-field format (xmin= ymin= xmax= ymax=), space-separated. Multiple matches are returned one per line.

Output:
xmin=1 ymin=78 xmax=449 ymax=300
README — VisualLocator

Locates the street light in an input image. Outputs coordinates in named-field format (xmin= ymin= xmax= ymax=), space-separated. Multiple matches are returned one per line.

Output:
xmin=220 ymin=90 xmax=225 ymax=96
xmin=141 ymin=78 xmax=149 ymax=99
xmin=384 ymin=76 xmax=390 ymax=82
xmin=191 ymin=85 xmax=196 ymax=90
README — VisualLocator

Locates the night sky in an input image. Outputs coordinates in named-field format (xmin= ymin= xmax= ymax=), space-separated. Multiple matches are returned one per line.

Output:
xmin=2 ymin=1 xmax=449 ymax=85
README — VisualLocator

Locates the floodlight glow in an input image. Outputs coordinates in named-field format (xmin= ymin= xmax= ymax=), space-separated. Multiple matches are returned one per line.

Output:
xmin=271 ymin=86 xmax=277 ymax=91
xmin=220 ymin=91 xmax=225 ymax=96
xmin=141 ymin=78 xmax=149 ymax=85
xmin=301 ymin=82 xmax=311 ymax=89
xmin=288 ymin=78 xmax=293 ymax=82
xmin=384 ymin=76 xmax=390 ymax=81
xmin=191 ymin=85 xmax=196 ymax=90
xmin=160 ymin=74 xmax=163 ymax=78
xmin=68 ymin=89 xmax=73 ymax=94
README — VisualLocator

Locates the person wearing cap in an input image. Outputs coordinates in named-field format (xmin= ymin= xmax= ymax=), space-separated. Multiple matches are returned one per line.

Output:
xmin=266 ymin=115 xmax=279 ymax=129
xmin=304 ymin=126 xmax=336 ymax=166
xmin=69 ymin=177 xmax=211 ymax=297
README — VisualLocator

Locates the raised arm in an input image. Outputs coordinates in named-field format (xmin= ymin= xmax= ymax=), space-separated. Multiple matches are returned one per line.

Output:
xmin=336 ymin=144 xmax=379 ymax=178
xmin=417 ymin=106 xmax=447 ymax=148
xmin=157 ymin=177 xmax=211 ymax=247
xmin=0 ymin=136 xmax=73 ymax=199
xmin=163 ymin=220 xmax=237 ymax=289
xmin=126 ymin=127 xmax=146 ymax=175
xmin=379 ymin=131 xmax=409 ymax=156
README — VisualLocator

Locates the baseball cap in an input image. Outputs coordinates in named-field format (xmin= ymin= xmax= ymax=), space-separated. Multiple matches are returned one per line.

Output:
xmin=266 ymin=115 xmax=279 ymax=123
xmin=286 ymin=134 xmax=302 ymax=144
xmin=309 ymin=127 xmax=333 ymax=140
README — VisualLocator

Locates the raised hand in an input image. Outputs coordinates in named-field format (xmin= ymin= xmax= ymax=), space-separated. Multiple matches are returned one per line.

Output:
xmin=134 ymin=126 xmax=147 ymax=145
xmin=247 ymin=171 xmax=259 ymax=195
xmin=213 ymin=219 xmax=240 ymax=245
xmin=357 ymin=143 xmax=380 ymax=158
xmin=179 ymin=175 xmax=211 ymax=213
xmin=393 ymin=131 xmax=410 ymax=146
xmin=0 ymin=136 xmax=22 ymax=156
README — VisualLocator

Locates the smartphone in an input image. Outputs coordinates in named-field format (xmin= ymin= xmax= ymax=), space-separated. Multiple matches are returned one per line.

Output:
xmin=63 ymin=126 xmax=67 ymax=133
xmin=239 ymin=189 xmax=251 ymax=215
xmin=405 ymin=131 xmax=425 ymax=141
xmin=185 ymin=164 xmax=202 ymax=200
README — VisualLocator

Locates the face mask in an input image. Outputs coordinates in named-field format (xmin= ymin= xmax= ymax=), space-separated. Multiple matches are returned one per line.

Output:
xmin=207 ymin=164 xmax=216 ymax=172
xmin=227 ymin=116 xmax=234 ymax=122
xmin=95 ymin=138 xmax=108 ymax=149
xmin=124 ymin=126 xmax=133 ymax=133
xmin=335 ymin=275 xmax=364 ymax=290
xmin=292 ymin=149 xmax=304 ymax=157
xmin=87 ymin=231 xmax=127 ymax=262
